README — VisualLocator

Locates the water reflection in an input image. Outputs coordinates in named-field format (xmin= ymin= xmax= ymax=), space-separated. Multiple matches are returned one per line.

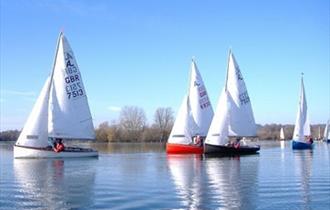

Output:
xmin=294 ymin=150 xmax=313 ymax=208
xmin=205 ymin=156 xmax=259 ymax=209
xmin=280 ymin=140 xmax=285 ymax=150
xmin=167 ymin=154 xmax=203 ymax=209
xmin=14 ymin=159 xmax=96 ymax=209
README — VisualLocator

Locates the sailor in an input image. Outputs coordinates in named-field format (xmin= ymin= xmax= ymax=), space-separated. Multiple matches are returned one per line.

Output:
xmin=234 ymin=137 xmax=241 ymax=149
xmin=194 ymin=135 xmax=202 ymax=146
xmin=54 ymin=138 xmax=65 ymax=153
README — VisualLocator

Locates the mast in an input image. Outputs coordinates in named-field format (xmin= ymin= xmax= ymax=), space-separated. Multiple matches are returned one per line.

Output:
xmin=47 ymin=32 xmax=63 ymax=94
xmin=224 ymin=49 xmax=231 ymax=92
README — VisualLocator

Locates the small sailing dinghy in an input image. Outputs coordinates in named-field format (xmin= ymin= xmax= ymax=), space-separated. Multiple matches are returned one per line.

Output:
xmin=14 ymin=32 xmax=98 ymax=158
xmin=292 ymin=74 xmax=313 ymax=150
xmin=323 ymin=120 xmax=330 ymax=143
xmin=166 ymin=59 xmax=214 ymax=154
xmin=280 ymin=127 xmax=285 ymax=141
xmin=204 ymin=50 xmax=260 ymax=155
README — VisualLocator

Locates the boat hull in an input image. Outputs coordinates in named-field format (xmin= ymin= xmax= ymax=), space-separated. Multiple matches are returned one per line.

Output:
xmin=166 ymin=143 xmax=203 ymax=154
xmin=14 ymin=145 xmax=98 ymax=158
xmin=326 ymin=139 xmax=330 ymax=143
xmin=292 ymin=140 xmax=313 ymax=150
xmin=204 ymin=143 xmax=260 ymax=155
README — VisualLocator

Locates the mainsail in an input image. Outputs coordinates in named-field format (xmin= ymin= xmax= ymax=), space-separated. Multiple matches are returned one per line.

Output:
xmin=226 ymin=52 xmax=256 ymax=137
xmin=293 ymin=75 xmax=310 ymax=142
xmin=205 ymin=50 xmax=256 ymax=146
xmin=16 ymin=33 xmax=95 ymax=148
xmin=48 ymin=34 xmax=95 ymax=139
xmin=188 ymin=60 xmax=214 ymax=136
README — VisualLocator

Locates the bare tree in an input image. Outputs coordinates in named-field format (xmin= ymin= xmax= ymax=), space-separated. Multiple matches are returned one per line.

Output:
xmin=119 ymin=106 xmax=146 ymax=141
xmin=153 ymin=107 xmax=174 ymax=142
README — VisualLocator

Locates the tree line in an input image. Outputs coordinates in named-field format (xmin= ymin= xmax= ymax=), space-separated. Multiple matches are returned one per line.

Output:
xmin=95 ymin=106 xmax=174 ymax=142
xmin=0 ymin=106 xmax=327 ymax=142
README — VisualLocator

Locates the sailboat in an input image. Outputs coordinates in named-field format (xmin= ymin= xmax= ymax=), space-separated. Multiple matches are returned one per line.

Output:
xmin=166 ymin=59 xmax=214 ymax=154
xmin=14 ymin=32 xmax=98 ymax=158
xmin=292 ymin=74 xmax=313 ymax=150
xmin=280 ymin=127 xmax=285 ymax=140
xmin=204 ymin=50 xmax=260 ymax=155
xmin=323 ymin=120 xmax=330 ymax=143
xmin=317 ymin=126 xmax=321 ymax=140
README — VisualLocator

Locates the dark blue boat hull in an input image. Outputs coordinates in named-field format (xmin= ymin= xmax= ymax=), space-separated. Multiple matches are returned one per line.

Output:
xmin=204 ymin=144 xmax=260 ymax=155
xmin=292 ymin=140 xmax=313 ymax=150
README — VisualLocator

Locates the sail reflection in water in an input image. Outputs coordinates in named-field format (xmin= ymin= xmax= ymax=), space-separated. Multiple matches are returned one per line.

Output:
xmin=294 ymin=151 xmax=313 ymax=207
xmin=13 ymin=159 xmax=96 ymax=209
xmin=167 ymin=154 xmax=205 ymax=209
xmin=205 ymin=156 xmax=259 ymax=209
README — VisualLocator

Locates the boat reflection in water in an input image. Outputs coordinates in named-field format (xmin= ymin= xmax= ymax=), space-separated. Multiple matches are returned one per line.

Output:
xmin=205 ymin=156 xmax=259 ymax=209
xmin=167 ymin=154 xmax=205 ymax=209
xmin=13 ymin=159 xmax=96 ymax=209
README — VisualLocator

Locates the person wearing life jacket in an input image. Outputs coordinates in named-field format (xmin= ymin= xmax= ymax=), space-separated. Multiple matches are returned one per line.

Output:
xmin=54 ymin=138 xmax=65 ymax=153
xmin=234 ymin=137 xmax=241 ymax=149
xmin=308 ymin=136 xmax=313 ymax=144
xmin=194 ymin=135 xmax=202 ymax=147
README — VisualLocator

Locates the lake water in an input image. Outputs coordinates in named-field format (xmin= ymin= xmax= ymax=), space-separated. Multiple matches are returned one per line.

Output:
xmin=0 ymin=141 xmax=329 ymax=210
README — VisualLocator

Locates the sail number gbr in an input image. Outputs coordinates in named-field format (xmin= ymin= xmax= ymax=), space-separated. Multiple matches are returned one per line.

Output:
xmin=65 ymin=75 xmax=84 ymax=99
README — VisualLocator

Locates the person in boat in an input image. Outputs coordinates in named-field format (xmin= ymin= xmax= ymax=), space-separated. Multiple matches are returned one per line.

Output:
xmin=53 ymin=138 xmax=65 ymax=153
xmin=308 ymin=136 xmax=313 ymax=144
xmin=234 ymin=137 xmax=241 ymax=149
xmin=193 ymin=135 xmax=203 ymax=147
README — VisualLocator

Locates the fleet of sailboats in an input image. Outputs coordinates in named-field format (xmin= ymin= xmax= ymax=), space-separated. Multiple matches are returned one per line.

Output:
xmin=12 ymin=33 xmax=328 ymax=158
xmin=292 ymin=74 xmax=313 ymax=150
xmin=14 ymin=32 xmax=98 ymax=158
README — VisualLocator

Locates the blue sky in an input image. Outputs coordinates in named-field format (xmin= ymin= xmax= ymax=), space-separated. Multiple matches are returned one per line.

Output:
xmin=0 ymin=0 xmax=329 ymax=131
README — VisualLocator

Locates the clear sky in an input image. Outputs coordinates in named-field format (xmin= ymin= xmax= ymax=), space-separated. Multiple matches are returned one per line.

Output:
xmin=0 ymin=0 xmax=329 ymax=131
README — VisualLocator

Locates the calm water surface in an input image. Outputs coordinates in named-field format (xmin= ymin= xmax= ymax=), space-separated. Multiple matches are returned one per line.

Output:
xmin=0 ymin=141 xmax=329 ymax=210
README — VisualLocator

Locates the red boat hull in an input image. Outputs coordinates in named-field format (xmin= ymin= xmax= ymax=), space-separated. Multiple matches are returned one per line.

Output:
xmin=166 ymin=143 xmax=203 ymax=154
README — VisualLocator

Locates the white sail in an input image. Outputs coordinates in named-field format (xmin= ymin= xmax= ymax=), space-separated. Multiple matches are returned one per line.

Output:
xmin=293 ymin=76 xmax=310 ymax=142
xmin=324 ymin=120 xmax=330 ymax=140
xmin=168 ymin=95 xmax=198 ymax=144
xmin=226 ymin=52 xmax=256 ymax=137
xmin=188 ymin=60 xmax=214 ymax=136
xmin=205 ymin=89 xmax=230 ymax=145
xmin=280 ymin=127 xmax=285 ymax=140
xmin=48 ymin=34 xmax=95 ymax=139
xmin=168 ymin=59 xmax=213 ymax=145
xmin=16 ymin=78 xmax=52 ymax=148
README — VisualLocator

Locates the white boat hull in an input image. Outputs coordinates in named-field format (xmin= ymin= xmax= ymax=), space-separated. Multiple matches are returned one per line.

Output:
xmin=14 ymin=145 xmax=98 ymax=158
